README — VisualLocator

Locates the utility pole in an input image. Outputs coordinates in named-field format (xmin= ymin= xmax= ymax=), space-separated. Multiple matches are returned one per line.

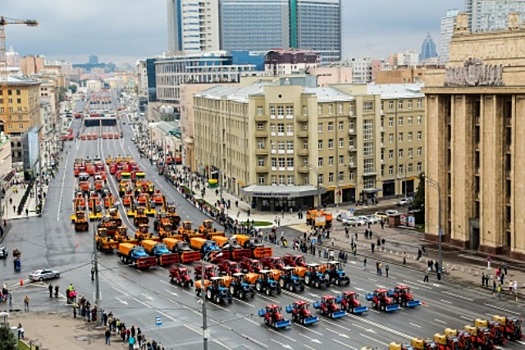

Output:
xmin=425 ymin=176 xmax=442 ymax=277
xmin=307 ymin=163 xmax=321 ymax=210
xmin=88 ymin=201 xmax=101 ymax=325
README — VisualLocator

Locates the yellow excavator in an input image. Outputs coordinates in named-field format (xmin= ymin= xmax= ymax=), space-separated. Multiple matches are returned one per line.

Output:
xmin=88 ymin=197 xmax=103 ymax=221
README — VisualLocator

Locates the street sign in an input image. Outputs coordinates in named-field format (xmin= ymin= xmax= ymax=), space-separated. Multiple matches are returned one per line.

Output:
xmin=155 ymin=316 xmax=162 ymax=327
xmin=348 ymin=208 xmax=355 ymax=217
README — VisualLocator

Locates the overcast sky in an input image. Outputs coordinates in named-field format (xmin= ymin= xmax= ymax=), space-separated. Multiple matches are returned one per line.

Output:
xmin=4 ymin=0 xmax=461 ymax=65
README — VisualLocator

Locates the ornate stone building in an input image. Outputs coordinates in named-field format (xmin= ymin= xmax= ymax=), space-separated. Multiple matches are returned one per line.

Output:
xmin=424 ymin=13 xmax=525 ymax=258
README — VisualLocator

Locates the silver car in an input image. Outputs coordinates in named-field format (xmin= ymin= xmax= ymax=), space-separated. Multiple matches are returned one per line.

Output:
xmin=29 ymin=269 xmax=61 ymax=282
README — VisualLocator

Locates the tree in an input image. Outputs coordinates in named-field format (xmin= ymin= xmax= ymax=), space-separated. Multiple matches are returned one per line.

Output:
xmin=410 ymin=172 xmax=426 ymax=213
xmin=0 ymin=325 xmax=17 ymax=350
xmin=68 ymin=84 xmax=78 ymax=94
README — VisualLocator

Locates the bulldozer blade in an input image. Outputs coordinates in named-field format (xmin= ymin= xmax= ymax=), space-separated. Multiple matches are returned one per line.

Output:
xmin=406 ymin=300 xmax=421 ymax=308
xmin=352 ymin=306 xmax=369 ymax=315
xmin=385 ymin=304 xmax=401 ymax=312
xmin=303 ymin=316 xmax=319 ymax=325
xmin=332 ymin=310 xmax=347 ymax=319
xmin=275 ymin=319 xmax=291 ymax=328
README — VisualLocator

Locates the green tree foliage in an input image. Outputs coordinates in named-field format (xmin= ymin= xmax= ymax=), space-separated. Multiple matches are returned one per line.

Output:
xmin=0 ymin=325 xmax=18 ymax=350
xmin=410 ymin=172 xmax=426 ymax=212
xmin=68 ymin=84 xmax=78 ymax=94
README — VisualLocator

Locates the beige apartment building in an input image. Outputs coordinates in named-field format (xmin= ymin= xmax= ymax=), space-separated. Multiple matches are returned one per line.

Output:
xmin=424 ymin=13 xmax=525 ymax=258
xmin=193 ymin=76 xmax=424 ymax=211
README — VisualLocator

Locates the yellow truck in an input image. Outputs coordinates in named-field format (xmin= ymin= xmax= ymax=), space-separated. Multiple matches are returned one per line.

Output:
xmin=95 ymin=228 xmax=119 ymax=251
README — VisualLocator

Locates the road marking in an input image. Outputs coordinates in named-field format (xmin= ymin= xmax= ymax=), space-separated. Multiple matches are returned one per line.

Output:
xmin=409 ymin=322 xmax=421 ymax=328
xmin=165 ymin=289 xmax=178 ymax=297
xmin=183 ymin=324 xmax=200 ymax=335
xmin=308 ymin=293 xmax=320 ymax=298
xmin=295 ymin=323 xmax=323 ymax=336
xmin=351 ymin=323 xmax=376 ymax=333
xmin=402 ymin=279 xmax=433 ymax=290
xmin=240 ymin=333 xmax=269 ymax=349
xmin=354 ymin=287 xmax=365 ymax=291
xmin=435 ymin=319 xmax=447 ymax=325
xmin=212 ymin=339 xmax=232 ymax=350
xmin=140 ymin=293 xmax=154 ymax=301
xmin=359 ymin=333 xmax=389 ymax=346
xmin=233 ymin=297 xmax=255 ymax=307
xmin=332 ymin=338 xmax=357 ymax=349
xmin=442 ymin=291 xmax=473 ymax=302
xmin=111 ymin=287 xmax=129 ymax=296
xmin=132 ymin=297 xmax=150 ymax=307
xmin=298 ymin=333 xmax=322 ymax=344
xmin=115 ymin=297 xmax=128 ymax=305
xmin=460 ymin=315 xmax=473 ymax=321
xmin=267 ymin=327 xmax=296 ymax=343
xmin=331 ymin=289 xmax=340 ymax=294
xmin=270 ymin=339 xmax=292 ymax=350
xmin=258 ymin=294 xmax=279 ymax=303
xmin=516 ymin=340 xmax=525 ymax=346
xmin=346 ymin=314 xmax=413 ymax=339
xmin=440 ymin=299 xmax=452 ymax=304
xmin=157 ymin=310 xmax=176 ymax=321
xmin=483 ymin=303 xmax=520 ymax=315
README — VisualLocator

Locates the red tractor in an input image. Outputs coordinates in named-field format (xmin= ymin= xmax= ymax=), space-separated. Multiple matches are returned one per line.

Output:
xmin=493 ymin=315 xmax=522 ymax=341
xmin=260 ymin=256 xmax=285 ymax=270
xmin=366 ymin=288 xmax=400 ymax=312
xmin=169 ymin=265 xmax=193 ymax=288
xmin=285 ymin=301 xmax=319 ymax=325
xmin=411 ymin=337 xmax=437 ymax=350
xmin=240 ymin=258 xmax=264 ymax=274
xmin=388 ymin=284 xmax=421 ymax=307
xmin=194 ymin=264 xmax=216 ymax=280
xmin=475 ymin=319 xmax=505 ymax=346
xmin=217 ymin=260 xmax=241 ymax=276
xmin=258 ymin=304 xmax=291 ymax=329
xmin=312 ymin=295 xmax=346 ymax=319
xmin=283 ymin=254 xmax=306 ymax=267
xmin=336 ymin=291 xmax=368 ymax=315
xmin=464 ymin=325 xmax=494 ymax=350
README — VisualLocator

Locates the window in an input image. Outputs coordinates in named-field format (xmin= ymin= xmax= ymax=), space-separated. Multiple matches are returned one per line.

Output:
xmin=363 ymin=120 xmax=373 ymax=140
xmin=258 ymin=175 xmax=265 ymax=184
xmin=286 ymin=141 xmax=294 ymax=150
xmin=318 ymin=140 xmax=323 ymax=150
xmin=389 ymin=133 xmax=394 ymax=143
xmin=19 ymin=124 xmax=23 ymax=129
xmin=16 ymin=98 xmax=21 ymax=104
xmin=417 ymin=162 xmax=422 ymax=172
xmin=408 ymin=163 xmax=413 ymax=172
xmin=417 ymin=99 xmax=422 ymax=108
xmin=339 ymin=138 xmax=344 ymax=148
xmin=364 ymin=159 xmax=374 ymax=174
xmin=258 ymin=158 xmax=265 ymax=166
xmin=389 ymin=166 xmax=394 ymax=175
xmin=302 ymin=105 xmax=307 ymax=115
xmin=339 ymin=155 xmax=344 ymax=164
xmin=271 ymin=158 xmax=277 ymax=167
xmin=389 ymin=150 xmax=394 ymax=159
xmin=318 ymin=123 xmax=323 ymax=133
xmin=279 ymin=175 xmax=286 ymax=185
xmin=303 ymin=140 xmax=308 ymax=149
xmin=363 ymin=142 xmax=373 ymax=156
xmin=349 ymin=171 xmax=354 ymax=180
xmin=408 ymin=100 xmax=413 ymax=109
xmin=363 ymin=101 xmax=374 ymax=112
xmin=398 ymin=100 xmax=403 ymax=109
xmin=338 ymin=104 xmax=343 ymax=114
xmin=277 ymin=106 xmax=284 ymax=116
xmin=286 ymin=105 xmax=293 ymax=116
xmin=328 ymin=139 xmax=334 ymax=149
xmin=398 ymin=133 xmax=403 ymax=142
xmin=270 ymin=124 xmax=276 ymax=133
xmin=16 ymin=90 xmax=20 ymax=95
xmin=408 ymin=148 xmax=413 ymax=157
xmin=318 ymin=157 xmax=323 ymax=167
xmin=256 ymin=106 xmax=264 ymax=115
xmin=417 ymin=147 xmax=422 ymax=156
xmin=328 ymin=156 xmax=334 ymax=166
xmin=328 ymin=105 xmax=333 ymax=114
xmin=388 ymin=100 xmax=394 ymax=110
xmin=338 ymin=171 xmax=344 ymax=181
xmin=277 ymin=124 xmax=285 ymax=133
xmin=286 ymin=124 xmax=293 ymax=133
xmin=327 ymin=122 xmax=334 ymax=131
xmin=348 ymin=138 xmax=354 ymax=147
xmin=417 ymin=131 xmax=422 ymax=140
xmin=278 ymin=158 xmax=285 ymax=168
xmin=328 ymin=173 xmax=334 ymax=182
xmin=287 ymin=175 xmax=295 ymax=185
xmin=408 ymin=132 xmax=413 ymax=141
xmin=338 ymin=121 xmax=344 ymax=130
xmin=398 ymin=117 xmax=403 ymax=126
xmin=398 ymin=149 xmax=404 ymax=158
xmin=389 ymin=118 xmax=394 ymax=127
xmin=318 ymin=174 xmax=324 ymax=185
xmin=318 ymin=106 xmax=322 ymax=115
xmin=270 ymin=141 xmax=277 ymax=150
xmin=270 ymin=106 xmax=276 ymax=116
xmin=287 ymin=158 xmax=294 ymax=167
xmin=417 ymin=115 xmax=422 ymax=125
xmin=257 ymin=123 xmax=264 ymax=130
xmin=278 ymin=141 xmax=285 ymax=151
xmin=408 ymin=116 xmax=413 ymax=125
xmin=398 ymin=165 xmax=404 ymax=175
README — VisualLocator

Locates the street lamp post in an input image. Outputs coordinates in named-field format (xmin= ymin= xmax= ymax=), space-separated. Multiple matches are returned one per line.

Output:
xmin=306 ymin=163 xmax=321 ymax=210
xmin=425 ymin=176 xmax=442 ymax=277
xmin=202 ymin=252 xmax=222 ymax=350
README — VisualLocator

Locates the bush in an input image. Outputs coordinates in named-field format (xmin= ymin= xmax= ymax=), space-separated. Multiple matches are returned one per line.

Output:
xmin=0 ymin=326 xmax=17 ymax=350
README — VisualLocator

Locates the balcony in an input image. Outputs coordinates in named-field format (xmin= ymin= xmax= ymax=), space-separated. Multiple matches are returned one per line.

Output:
xmin=256 ymin=166 xmax=269 ymax=173
xmin=348 ymin=129 xmax=356 ymax=135
xmin=298 ymin=166 xmax=309 ymax=174
xmin=255 ymin=130 xmax=268 ymax=137
xmin=348 ymin=146 xmax=356 ymax=153
xmin=348 ymin=162 xmax=357 ymax=169
xmin=255 ymin=148 xmax=268 ymax=155
xmin=296 ymin=115 xmax=308 ymax=122
xmin=254 ymin=114 xmax=267 ymax=122
xmin=298 ymin=148 xmax=309 ymax=156
xmin=297 ymin=130 xmax=309 ymax=138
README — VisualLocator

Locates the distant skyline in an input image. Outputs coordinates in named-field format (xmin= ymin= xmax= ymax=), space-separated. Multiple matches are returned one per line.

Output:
xmin=4 ymin=0 xmax=460 ymax=65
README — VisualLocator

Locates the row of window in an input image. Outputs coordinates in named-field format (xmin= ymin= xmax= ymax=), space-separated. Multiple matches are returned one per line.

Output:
xmin=382 ymin=115 xmax=424 ymax=127
xmin=384 ymin=132 xmax=423 ymax=143
xmin=381 ymin=99 xmax=423 ymax=111
xmin=0 ymin=90 xmax=22 ymax=96
xmin=0 ymin=98 xmax=23 ymax=104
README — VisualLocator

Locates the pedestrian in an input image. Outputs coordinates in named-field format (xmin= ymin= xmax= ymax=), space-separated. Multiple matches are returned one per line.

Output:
xmin=120 ymin=327 xmax=126 ymax=342
xmin=91 ymin=266 xmax=95 ymax=281
xmin=128 ymin=335 xmax=136 ymax=350
xmin=503 ymin=262 xmax=508 ymax=275
xmin=25 ymin=208 xmax=28 ymax=217
xmin=54 ymin=285 xmax=59 ymax=298
xmin=12 ymin=205 xmax=15 ymax=213
xmin=380 ymin=220 xmax=385 ymax=229
xmin=73 ymin=305 xmax=77 ymax=318
xmin=371 ymin=242 xmax=375 ymax=253
xmin=434 ymin=261 xmax=439 ymax=272
xmin=385 ymin=264 xmax=389 ymax=278
xmin=8 ymin=290 xmax=12 ymax=306
xmin=363 ymin=257 xmax=367 ymax=268
xmin=24 ymin=295 xmax=30 ymax=311
xmin=17 ymin=323 xmax=24 ymax=340
xmin=423 ymin=270 xmax=429 ymax=283
xmin=497 ymin=284 xmax=502 ymax=299
xmin=49 ymin=283 xmax=53 ymax=298
xmin=417 ymin=249 xmax=422 ymax=260
xmin=492 ymin=278 xmax=497 ymax=295
xmin=402 ymin=252 xmax=407 ymax=265
xmin=105 ymin=328 xmax=111 ymax=345
xmin=331 ymin=238 xmax=335 ymax=247
xmin=481 ymin=272 xmax=486 ymax=286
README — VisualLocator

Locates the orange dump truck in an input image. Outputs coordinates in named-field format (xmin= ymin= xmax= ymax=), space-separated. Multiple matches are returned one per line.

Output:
xmin=140 ymin=239 xmax=180 ymax=266
xmin=117 ymin=243 xmax=157 ymax=269
xmin=163 ymin=237 xmax=201 ymax=263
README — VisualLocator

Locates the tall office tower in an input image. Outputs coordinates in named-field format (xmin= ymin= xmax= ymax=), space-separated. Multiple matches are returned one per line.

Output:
xmin=440 ymin=9 xmax=460 ymax=64
xmin=89 ymin=55 xmax=99 ymax=64
xmin=466 ymin=0 xmax=525 ymax=32
xmin=167 ymin=0 xmax=220 ymax=53
xmin=419 ymin=33 xmax=437 ymax=62
xmin=219 ymin=0 xmax=341 ymax=63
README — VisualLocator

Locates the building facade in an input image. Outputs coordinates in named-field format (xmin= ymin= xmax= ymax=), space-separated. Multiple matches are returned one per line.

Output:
xmin=424 ymin=13 xmax=525 ymax=258
xmin=193 ymin=78 xmax=424 ymax=210
xmin=350 ymin=57 xmax=373 ymax=84
xmin=440 ymin=9 xmax=460 ymax=64
xmin=264 ymin=49 xmax=320 ymax=76
xmin=466 ymin=0 xmax=525 ymax=32
xmin=419 ymin=33 xmax=438 ymax=62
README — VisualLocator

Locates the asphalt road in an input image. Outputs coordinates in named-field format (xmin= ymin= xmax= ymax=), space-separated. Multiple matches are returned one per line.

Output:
xmin=1 ymin=115 xmax=523 ymax=350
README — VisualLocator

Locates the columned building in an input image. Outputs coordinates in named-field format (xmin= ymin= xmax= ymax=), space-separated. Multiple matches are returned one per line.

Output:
xmin=424 ymin=13 xmax=525 ymax=258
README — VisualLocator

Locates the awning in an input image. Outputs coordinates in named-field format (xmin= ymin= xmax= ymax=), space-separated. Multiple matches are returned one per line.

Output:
xmin=241 ymin=185 xmax=327 ymax=199
xmin=363 ymin=188 xmax=381 ymax=194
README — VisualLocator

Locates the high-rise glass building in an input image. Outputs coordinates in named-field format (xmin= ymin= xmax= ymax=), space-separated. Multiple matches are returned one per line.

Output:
xmin=465 ymin=0 xmax=525 ymax=32
xmin=419 ymin=33 xmax=437 ymax=62
xmin=440 ymin=9 xmax=460 ymax=64
xmin=168 ymin=0 xmax=342 ymax=63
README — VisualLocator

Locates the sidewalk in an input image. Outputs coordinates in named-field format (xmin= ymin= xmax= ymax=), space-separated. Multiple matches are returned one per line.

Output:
xmin=4 ymin=175 xmax=51 ymax=221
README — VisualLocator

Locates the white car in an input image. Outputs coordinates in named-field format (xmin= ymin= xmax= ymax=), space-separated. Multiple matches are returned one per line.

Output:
xmin=366 ymin=215 xmax=380 ymax=224
xmin=356 ymin=215 xmax=370 ymax=224
xmin=343 ymin=217 xmax=366 ymax=227
xmin=29 ymin=269 xmax=60 ymax=282
xmin=386 ymin=209 xmax=399 ymax=216
xmin=336 ymin=213 xmax=350 ymax=222
xmin=398 ymin=197 xmax=413 ymax=206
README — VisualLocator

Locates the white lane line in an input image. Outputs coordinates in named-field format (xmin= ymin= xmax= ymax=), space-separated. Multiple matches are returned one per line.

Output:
xmin=212 ymin=339 xmax=232 ymax=350
xmin=460 ymin=315 xmax=473 ymax=321
xmin=183 ymin=324 xmax=200 ymax=335
xmin=435 ymin=319 xmax=447 ymax=325
xmin=346 ymin=314 xmax=413 ymax=339
xmin=111 ymin=287 xmax=129 ymax=296
xmin=402 ymin=279 xmax=433 ymax=290
xmin=232 ymin=297 xmax=255 ymax=308
xmin=115 ymin=297 xmax=128 ymax=305
xmin=440 ymin=299 xmax=452 ymax=304
xmin=442 ymin=291 xmax=473 ymax=302
xmin=359 ymin=333 xmax=388 ymax=346
xmin=298 ymin=333 xmax=323 ymax=344
xmin=409 ymin=322 xmax=421 ymax=328
xmin=140 ymin=293 xmax=154 ymax=301
xmin=240 ymin=333 xmax=269 ymax=349
xmin=266 ymin=327 xmax=296 ymax=343
xmin=258 ymin=294 xmax=279 ymax=303
xmin=270 ymin=339 xmax=292 ymax=350
xmin=483 ymin=303 xmax=521 ymax=315
xmin=132 ymin=297 xmax=150 ymax=307
xmin=295 ymin=323 xmax=323 ymax=336
xmin=332 ymin=338 xmax=357 ymax=349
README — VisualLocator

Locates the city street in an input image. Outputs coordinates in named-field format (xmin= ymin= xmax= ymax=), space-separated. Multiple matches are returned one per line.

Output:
xmin=1 ymin=117 xmax=523 ymax=350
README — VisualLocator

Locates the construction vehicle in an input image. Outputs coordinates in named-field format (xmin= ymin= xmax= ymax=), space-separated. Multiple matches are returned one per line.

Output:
xmin=107 ymin=208 xmax=122 ymax=227
xmin=135 ymin=224 xmax=156 ymax=241
xmin=103 ymin=192 xmax=115 ymax=209
xmin=258 ymin=304 xmax=291 ymax=329
xmin=156 ymin=217 xmax=176 ymax=238
xmin=213 ymin=236 xmax=252 ymax=261
xmin=464 ymin=325 xmax=494 ymax=349
xmin=190 ymin=238 xmax=222 ymax=255
xmin=162 ymin=238 xmax=201 ymax=263
xmin=135 ymin=172 xmax=154 ymax=194
xmin=194 ymin=264 xmax=217 ymax=280
xmin=217 ymin=260 xmax=241 ymax=276
xmin=118 ymin=173 xmax=133 ymax=196
xmin=198 ymin=220 xmax=225 ymax=239
xmin=88 ymin=197 xmax=103 ymax=221
xmin=122 ymin=193 xmax=134 ymax=207
xmin=126 ymin=197 xmax=137 ymax=218
xmin=169 ymin=265 xmax=193 ymax=288
xmin=492 ymin=315 xmax=523 ymax=341
xmin=388 ymin=285 xmax=421 ymax=308
xmin=117 ymin=243 xmax=157 ymax=269
xmin=285 ymin=301 xmax=319 ymax=325
xmin=336 ymin=291 xmax=369 ymax=315
xmin=166 ymin=204 xmax=181 ymax=226
xmin=261 ymin=256 xmax=285 ymax=270
xmin=278 ymin=266 xmax=304 ymax=293
xmin=97 ymin=216 xmax=119 ymax=236
xmin=255 ymin=270 xmax=281 ymax=296
xmin=138 ymin=193 xmax=155 ymax=216
xmin=389 ymin=343 xmax=415 ymax=350
xmin=306 ymin=209 xmax=333 ymax=228
xmin=72 ymin=211 xmax=89 ymax=232
xmin=301 ymin=263 xmax=330 ymax=289
xmin=240 ymin=258 xmax=264 ymax=274
xmin=411 ymin=338 xmax=437 ymax=350
xmin=312 ymin=295 xmax=347 ymax=319
xmin=95 ymin=228 xmax=119 ymax=252
xmin=133 ymin=207 xmax=149 ymax=226
xmin=282 ymin=254 xmax=307 ymax=267
xmin=321 ymin=261 xmax=350 ymax=286
xmin=105 ymin=156 xmax=114 ymax=165
xmin=474 ymin=319 xmax=505 ymax=346
xmin=140 ymin=240 xmax=179 ymax=266
xmin=365 ymin=288 xmax=400 ymax=312
xmin=178 ymin=221 xmax=203 ymax=242
xmin=151 ymin=191 xmax=164 ymax=206
xmin=232 ymin=235 xmax=272 ymax=258
xmin=195 ymin=277 xmax=233 ymax=304
xmin=444 ymin=329 xmax=473 ymax=350
xmin=218 ymin=273 xmax=256 ymax=300
xmin=433 ymin=333 xmax=461 ymax=350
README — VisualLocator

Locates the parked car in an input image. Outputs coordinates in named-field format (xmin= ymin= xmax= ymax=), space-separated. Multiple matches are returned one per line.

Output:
xmin=342 ymin=217 xmax=366 ymax=227
xmin=386 ymin=209 xmax=399 ymax=216
xmin=366 ymin=215 xmax=380 ymax=224
xmin=356 ymin=216 xmax=370 ymax=224
xmin=375 ymin=212 xmax=388 ymax=220
xmin=336 ymin=213 xmax=350 ymax=222
xmin=398 ymin=197 xmax=413 ymax=206
xmin=29 ymin=269 xmax=61 ymax=282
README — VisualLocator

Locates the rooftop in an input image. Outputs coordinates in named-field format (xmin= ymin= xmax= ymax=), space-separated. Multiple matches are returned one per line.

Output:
xmin=366 ymin=83 xmax=424 ymax=99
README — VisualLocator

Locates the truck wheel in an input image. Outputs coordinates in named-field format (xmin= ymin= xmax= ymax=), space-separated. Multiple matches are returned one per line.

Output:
xmin=238 ymin=291 xmax=244 ymax=299
xmin=266 ymin=288 xmax=271 ymax=296
xmin=315 ymin=280 xmax=320 ymax=288
xmin=279 ymin=279 xmax=285 ymax=288
xmin=230 ymin=286 xmax=235 ymax=295
xmin=196 ymin=288 xmax=201 ymax=297
xmin=256 ymin=282 xmax=262 ymax=292
xmin=206 ymin=289 xmax=212 ymax=300
xmin=305 ymin=275 xmax=310 ymax=285
xmin=215 ymin=295 xmax=221 ymax=304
